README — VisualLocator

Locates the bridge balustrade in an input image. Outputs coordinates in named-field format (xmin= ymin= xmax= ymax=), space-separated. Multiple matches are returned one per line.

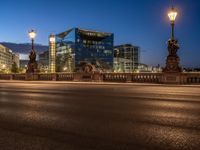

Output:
xmin=103 ymin=73 xmax=128 ymax=82
xmin=0 ymin=72 xmax=200 ymax=85
xmin=38 ymin=74 xmax=54 ymax=81
xmin=13 ymin=74 xmax=26 ymax=80
xmin=57 ymin=73 xmax=74 ymax=81
xmin=181 ymin=73 xmax=200 ymax=84
xmin=132 ymin=73 xmax=162 ymax=83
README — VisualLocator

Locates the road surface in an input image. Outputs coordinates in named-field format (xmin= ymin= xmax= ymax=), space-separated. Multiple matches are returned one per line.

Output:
xmin=0 ymin=81 xmax=200 ymax=150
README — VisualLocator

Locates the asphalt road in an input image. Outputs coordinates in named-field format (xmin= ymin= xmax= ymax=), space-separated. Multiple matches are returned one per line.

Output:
xmin=0 ymin=81 xmax=200 ymax=150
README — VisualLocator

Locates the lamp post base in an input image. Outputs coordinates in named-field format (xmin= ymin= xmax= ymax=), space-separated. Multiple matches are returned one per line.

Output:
xmin=163 ymin=38 xmax=182 ymax=84
xmin=26 ymin=62 xmax=38 ymax=73
xmin=163 ymin=38 xmax=182 ymax=73
xmin=162 ymin=72 xmax=181 ymax=84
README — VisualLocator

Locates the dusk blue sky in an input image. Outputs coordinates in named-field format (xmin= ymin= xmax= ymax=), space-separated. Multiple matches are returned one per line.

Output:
xmin=0 ymin=0 xmax=199 ymax=67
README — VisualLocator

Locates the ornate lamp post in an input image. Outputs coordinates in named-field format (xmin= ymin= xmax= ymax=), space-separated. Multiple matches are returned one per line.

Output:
xmin=29 ymin=30 xmax=36 ymax=50
xmin=168 ymin=7 xmax=177 ymax=39
xmin=163 ymin=6 xmax=182 ymax=73
xmin=26 ymin=30 xmax=38 ymax=73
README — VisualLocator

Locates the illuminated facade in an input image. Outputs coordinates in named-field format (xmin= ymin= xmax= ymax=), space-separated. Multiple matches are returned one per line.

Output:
xmin=12 ymin=53 xmax=20 ymax=68
xmin=55 ymin=28 xmax=114 ymax=72
xmin=0 ymin=44 xmax=13 ymax=70
xmin=39 ymin=51 xmax=49 ymax=72
xmin=49 ymin=35 xmax=56 ymax=73
xmin=114 ymin=44 xmax=140 ymax=73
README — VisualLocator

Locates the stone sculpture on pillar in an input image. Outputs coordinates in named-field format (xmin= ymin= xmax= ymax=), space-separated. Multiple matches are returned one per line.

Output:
xmin=163 ymin=38 xmax=182 ymax=73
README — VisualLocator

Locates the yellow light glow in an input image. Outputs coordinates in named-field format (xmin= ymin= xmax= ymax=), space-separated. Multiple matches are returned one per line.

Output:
xmin=63 ymin=67 xmax=67 ymax=71
xmin=29 ymin=30 xmax=36 ymax=39
xmin=168 ymin=8 xmax=177 ymax=22
xmin=49 ymin=35 xmax=56 ymax=43
xmin=49 ymin=34 xmax=56 ymax=73
xmin=2 ymin=64 xmax=6 ymax=68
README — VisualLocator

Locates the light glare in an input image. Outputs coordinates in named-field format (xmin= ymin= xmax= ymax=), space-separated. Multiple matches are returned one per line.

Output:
xmin=168 ymin=8 xmax=178 ymax=22
xmin=29 ymin=30 xmax=36 ymax=39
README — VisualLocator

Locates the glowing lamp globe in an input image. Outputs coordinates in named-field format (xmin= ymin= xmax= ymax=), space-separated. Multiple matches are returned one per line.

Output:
xmin=168 ymin=7 xmax=177 ymax=22
xmin=29 ymin=30 xmax=36 ymax=39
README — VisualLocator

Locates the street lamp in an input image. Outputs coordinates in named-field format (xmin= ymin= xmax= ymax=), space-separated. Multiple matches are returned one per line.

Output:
xmin=26 ymin=29 xmax=38 ymax=73
xmin=168 ymin=7 xmax=177 ymax=39
xmin=163 ymin=6 xmax=181 ymax=73
xmin=28 ymin=30 xmax=36 ymax=50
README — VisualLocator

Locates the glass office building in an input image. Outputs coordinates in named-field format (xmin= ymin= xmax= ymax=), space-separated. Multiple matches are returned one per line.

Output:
xmin=114 ymin=44 xmax=140 ymax=73
xmin=55 ymin=28 xmax=114 ymax=72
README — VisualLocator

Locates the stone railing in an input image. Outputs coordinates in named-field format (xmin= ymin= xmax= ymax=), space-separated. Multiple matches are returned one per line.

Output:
xmin=0 ymin=72 xmax=200 ymax=84
xmin=57 ymin=73 xmax=74 ymax=81
xmin=180 ymin=72 xmax=200 ymax=84
xmin=0 ymin=73 xmax=74 ymax=81
xmin=13 ymin=74 xmax=26 ymax=80
xmin=132 ymin=73 xmax=163 ymax=83
xmin=102 ymin=73 xmax=162 ymax=83
xmin=0 ymin=74 xmax=13 ymax=80
xmin=103 ymin=73 xmax=131 ymax=82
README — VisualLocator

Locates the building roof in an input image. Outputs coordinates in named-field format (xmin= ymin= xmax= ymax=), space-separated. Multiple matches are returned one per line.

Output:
xmin=56 ymin=27 xmax=113 ymax=39
xmin=114 ymin=44 xmax=139 ymax=48
xmin=77 ymin=28 xmax=113 ymax=36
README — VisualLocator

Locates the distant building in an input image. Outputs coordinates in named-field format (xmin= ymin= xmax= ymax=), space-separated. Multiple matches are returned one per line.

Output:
xmin=12 ymin=53 xmax=20 ymax=68
xmin=49 ymin=28 xmax=114 ymax=72
xmin=138 ymin=63 xmax=162 ymax=72
xmin=114 ymin=44 xmax=140 ymax=73
xmin=0 ymin=44 xmax=13 ymax=71
xmin=19 ymin=54 xmax=29 ymax=70
xmin=138 ymin=63 xmax=152 ymax=72
xmin=20 ymin=60 xmax=29 ymax=69
xmin=38 ymin=51 xmax=49 ymax=72
xmin=49 ymin=35 xmax=56 ymax=73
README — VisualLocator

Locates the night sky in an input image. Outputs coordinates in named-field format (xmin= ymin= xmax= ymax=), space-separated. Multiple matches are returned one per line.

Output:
xmin=0 ymin=0 xmax=199 ymax=67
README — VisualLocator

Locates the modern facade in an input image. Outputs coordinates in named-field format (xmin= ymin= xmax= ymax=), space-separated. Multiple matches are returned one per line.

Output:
xmin=12 ymin=53 xmax=20 ymax=68
xmin=38 ymin=51 xmax=49 ymax=72
xmin=19 ymin=54 xmax=29 ymax=70
xmin=114 ymin=44 xmax=140 ymax=73
xmin=49 ymin=28 xmax=114 ymax=72
xmin=0 ymin=44 xmax=13 ymax=71
xmin=39 ymin=51 xmax=49 ymax=65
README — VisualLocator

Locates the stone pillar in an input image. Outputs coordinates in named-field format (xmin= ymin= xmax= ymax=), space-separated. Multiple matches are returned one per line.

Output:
xmin=26 ymin=73 xmax=32 ymax=81
xmin=52 ymin=73 xmax=58 ymax=81
xmin=163 ymin=38 xmax=182 ymax=84
xmin=73 ymin=73 xmax=82 ymax=81
xmin=92 ymin=72 xmax=103 ymax=82
xmin=162 ymin=73 xmax=181 ymax=84
xmin=126 ymin=74 xmax=132 ymax=83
